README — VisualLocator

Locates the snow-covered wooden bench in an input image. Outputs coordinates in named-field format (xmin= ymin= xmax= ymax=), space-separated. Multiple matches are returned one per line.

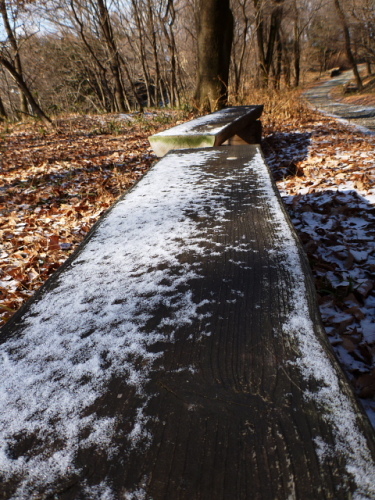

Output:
xmin=1 ymin=144 xmax=375 ymax=499
xmin=149 ymin=105 xmax=263 ymax=157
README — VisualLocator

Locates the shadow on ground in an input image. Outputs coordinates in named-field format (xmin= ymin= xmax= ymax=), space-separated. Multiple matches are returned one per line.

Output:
xmin=262 ymin=132 xmax=312 ymax=180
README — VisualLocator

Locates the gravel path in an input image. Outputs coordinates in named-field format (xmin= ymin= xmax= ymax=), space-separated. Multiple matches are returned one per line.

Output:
xmin=304 ymin=70 xmax=375 ymax=132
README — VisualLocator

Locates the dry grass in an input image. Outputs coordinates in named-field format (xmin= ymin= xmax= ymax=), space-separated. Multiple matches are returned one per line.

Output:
xmin=234 ymin=87 xmax=321 ymax=135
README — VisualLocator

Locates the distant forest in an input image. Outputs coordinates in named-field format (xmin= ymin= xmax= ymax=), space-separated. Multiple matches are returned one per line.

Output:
xmin=0 ymin=0 xmax=374 ymax=120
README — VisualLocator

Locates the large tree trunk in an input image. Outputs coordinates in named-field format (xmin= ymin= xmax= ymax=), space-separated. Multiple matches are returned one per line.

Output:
xmin=333 ymin=0 xmax=363 ymax=90
xmin=272 ymin=28 xmax=282 ymax=89
xmin=254 ymin=0 xmax=266 ymax=87
xmin=194 ymin=0 xmax=234 ymax=112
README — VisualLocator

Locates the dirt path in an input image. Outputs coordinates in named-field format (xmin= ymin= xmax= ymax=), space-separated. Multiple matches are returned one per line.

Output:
xmin=304 ymin=70 xmax=375 ymax=132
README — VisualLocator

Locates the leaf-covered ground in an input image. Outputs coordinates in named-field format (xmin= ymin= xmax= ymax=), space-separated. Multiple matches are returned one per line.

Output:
xmin=0 ymin=113 xmax=183 ymax=325
xmin=1 ymin=108 xmax=375 ymax=424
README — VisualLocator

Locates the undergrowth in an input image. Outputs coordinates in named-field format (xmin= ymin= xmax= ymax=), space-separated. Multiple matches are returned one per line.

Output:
xmin=231 ymin=88 xmax=319 ymax=135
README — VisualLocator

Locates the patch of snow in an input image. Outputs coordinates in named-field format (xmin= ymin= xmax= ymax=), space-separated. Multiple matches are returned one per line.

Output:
xmin=0 ymin=149 xmax=225 ymax=493
xmin=83 ymin=482 xmax=116 ymax=500
xmin=350 ymin=249 xmax=369 ymax=263
xmin=116 ymin=114 xmax=135 ymax=121
xmin=124 ymin=487 xmax=148 ymax=500
xmin=322 ymin=112 xmax=375 ymax=136
xmin=359 ymin=318 xmax=375 ymax=344
xmin=335 ymin=345 xmax=369 ymax=373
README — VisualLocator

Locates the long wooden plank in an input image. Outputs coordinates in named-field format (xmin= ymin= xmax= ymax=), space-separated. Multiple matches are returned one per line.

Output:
xmin=149 ymin=105 xmax=263 ymax=156
xmin=1 ymin=146 xmax=375 ymax=499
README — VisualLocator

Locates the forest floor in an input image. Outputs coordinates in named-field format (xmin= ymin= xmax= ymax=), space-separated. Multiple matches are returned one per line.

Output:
xmin=0 ymin=112 xmax=185 ymax=324
xmin=1 ymin=99 xmax=375 ymax=424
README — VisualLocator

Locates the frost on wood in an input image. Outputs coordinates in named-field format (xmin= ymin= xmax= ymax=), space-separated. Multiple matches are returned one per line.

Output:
xmin=0 ymin=149 xmax=225 ymax=495
xmin=250 ymin=149 xmax=375 ymax=498
xmin=1 ymin=145 xmax=375 ymax=498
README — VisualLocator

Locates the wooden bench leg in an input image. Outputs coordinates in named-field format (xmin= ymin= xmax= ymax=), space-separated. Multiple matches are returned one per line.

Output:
xmin=223 ymin=120 xmax=262 ymax=145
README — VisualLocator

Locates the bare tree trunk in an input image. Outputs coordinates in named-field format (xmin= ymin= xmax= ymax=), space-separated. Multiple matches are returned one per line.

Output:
xmin=96 ymin=0 xmax=129 ymax=112
xmin=194 ymin=0 xmax=234 ymax=112
xmin=161 ymin=1 xmax=180 ymax=107
xmin=254 ymin=0 xmax=284 ymax=88
xmin=254 ymin=0 xmax=266 ymax=87
xmin=0 ymin=55 xmax=51 ymax=125
xmin=146 ymin=0 xmax=163 ymax=106
xmin=130 ymin=0 xmax=153 ymax=106
xmin=283 ymin=51 xmax=291 ymax=87
xmin=232 ymin=0 xmax=250 ymax=98
xmin=70 ymin=0 xmax=114 ymax=112
xmin=293 ymin=19 xmax=300 ymax=87
xmin=169 ymin=33 xmax=179 ymax=107
xmin=0 ymin=0 xmax=28 ymax=118
xmin=273 ymin=28 xmax=282 ymax=89
xmin=333 ymin=0 xmax=363 ymax=90
xmin=0 ymin=93 xmax=7 ymax=120
xmin=280 ymin=26 xmax=291 ymax=87
xmin=264 ymin=2 xmax=284 ymax=85
xmin=118 ymin=53 xmax=144 ymax=112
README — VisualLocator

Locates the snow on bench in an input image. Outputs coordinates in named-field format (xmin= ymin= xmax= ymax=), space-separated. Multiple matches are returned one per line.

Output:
xmin=149 ymin=105 xmax=263 ymax=157
xmin=1 ymin=145 xmax=375 ymax=499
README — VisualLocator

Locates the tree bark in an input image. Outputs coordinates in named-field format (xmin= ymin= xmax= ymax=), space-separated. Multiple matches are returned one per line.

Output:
xmin=0 ymin=0 xmax=28 ymax=118
xmin=0 ymin=92 xmax=7 ymax=120
xmin=0 ymin=55 xmax=52 ymax=125
xmin=293 ymin=19 xmax=300 ymax=87
xmin=273 ymin=28 xmax=282 ymax=89
xmin=333 ymin=0 xmax=363 ymax=90
xmin=70 ymin=0 xmax=114 ymax=112
xmin=130 ymin=0 xmax=152 ymax=106
xmin=254 ymin=0 xmax=284 ymax=88
xmin=194 ymin=0 xmax=234 ymax=112
xmin=96 ymin=0 xmax=129 ymax=112
xmin=264 ymin=4 xmax=283 ymax=77
xmin=232 ymin=0 xmax=250 ymax=98
xmin=146 ymin=0 xmax=163 ymax=106
xmin=161 ymin=2 xmax=180 ymax=107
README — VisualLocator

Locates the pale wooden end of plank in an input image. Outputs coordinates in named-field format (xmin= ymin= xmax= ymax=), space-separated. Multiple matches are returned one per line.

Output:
xmin=149 ymin=105 xmax=263 ymax=156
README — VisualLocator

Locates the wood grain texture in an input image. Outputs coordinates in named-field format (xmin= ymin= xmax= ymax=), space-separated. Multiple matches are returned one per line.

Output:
xmin=1 ymin=146 xmax=375 ymax=499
